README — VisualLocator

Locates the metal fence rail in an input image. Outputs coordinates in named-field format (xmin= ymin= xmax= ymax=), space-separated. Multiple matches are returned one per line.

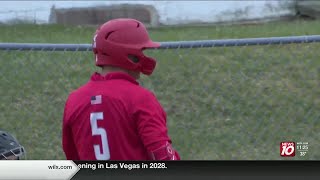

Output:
xmin=1 ymin=34 xmax=320 ymax=160
xmin=1 ymin=35 xmax=320 ymax=51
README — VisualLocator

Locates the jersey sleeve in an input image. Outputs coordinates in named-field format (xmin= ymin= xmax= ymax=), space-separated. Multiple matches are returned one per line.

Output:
xmin=62 ymin=98 xmax=80 ymax=160
xmin=133 ymin=91 xmax=180 ymax=160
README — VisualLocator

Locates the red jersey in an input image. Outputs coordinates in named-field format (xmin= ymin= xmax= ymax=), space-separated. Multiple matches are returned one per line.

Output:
xmin=62 ymin=72 xmax=179 ymax=160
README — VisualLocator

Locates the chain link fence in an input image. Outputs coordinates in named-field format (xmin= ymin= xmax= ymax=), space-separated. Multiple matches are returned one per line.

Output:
xmin=1 ymin=32 xmax=320 ymax=160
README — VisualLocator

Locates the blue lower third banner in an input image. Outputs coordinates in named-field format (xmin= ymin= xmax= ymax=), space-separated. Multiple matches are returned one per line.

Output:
xmin=0 ymin=161 xmax=320 ymax=180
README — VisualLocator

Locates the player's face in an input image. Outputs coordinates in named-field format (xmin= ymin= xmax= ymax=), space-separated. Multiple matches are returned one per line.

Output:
xmin=132 ymin=71 xmax=141 ymax=79
xmin=134 ymin=72 xmax=140 ymax=79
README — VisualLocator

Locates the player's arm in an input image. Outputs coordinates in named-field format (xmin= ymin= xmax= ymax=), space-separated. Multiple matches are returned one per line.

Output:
xmin=134 ymin=92 xmax=180 ymax=160
xmin=62 ymin=101 xmax=80 ymax=160
xmin=148 ymin=141 xmax=181 ymax=160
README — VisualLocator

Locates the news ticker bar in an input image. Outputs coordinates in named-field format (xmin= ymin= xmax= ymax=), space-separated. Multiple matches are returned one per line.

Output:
xmin=0 ymin=161 xmax=320 ymax=180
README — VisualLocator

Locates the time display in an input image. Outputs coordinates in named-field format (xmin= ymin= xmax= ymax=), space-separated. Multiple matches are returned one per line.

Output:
xmin=296 ymin=145 xmax=308 ymax=150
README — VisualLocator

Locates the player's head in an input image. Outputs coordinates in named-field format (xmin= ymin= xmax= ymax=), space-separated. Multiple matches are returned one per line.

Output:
xmin=0 ymin=130 xmax=25 ymax=160
xmin=92 ymin=18 xmax=160 ymax=78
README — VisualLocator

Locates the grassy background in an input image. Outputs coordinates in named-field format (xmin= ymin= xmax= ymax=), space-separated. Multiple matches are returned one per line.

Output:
xmin=0 ymin=20 xmax=319 ymax=160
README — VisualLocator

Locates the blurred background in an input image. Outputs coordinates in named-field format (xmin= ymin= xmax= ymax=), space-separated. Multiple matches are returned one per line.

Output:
xmin=0 ymin=1 xmax=319 ymax=26
xmin=0 ymin=1 xmax=319 ymax=160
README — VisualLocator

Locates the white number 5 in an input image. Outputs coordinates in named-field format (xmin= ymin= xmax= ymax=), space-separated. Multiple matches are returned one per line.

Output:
xmin=90 ymin=112 xmax=110 ymax=160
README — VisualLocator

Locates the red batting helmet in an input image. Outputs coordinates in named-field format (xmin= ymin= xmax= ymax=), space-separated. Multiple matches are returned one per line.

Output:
xmin=92 ymin=18 xmax=160 ymax=75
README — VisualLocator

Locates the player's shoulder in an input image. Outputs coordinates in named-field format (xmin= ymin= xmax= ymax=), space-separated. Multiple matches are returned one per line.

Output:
xmin=65 ymin=82 xmax=91 ymax=103
xmin=133 ymin=84 xmax=157 ymax=98
xmin=130 ymin=86 xmax=162 ymax=107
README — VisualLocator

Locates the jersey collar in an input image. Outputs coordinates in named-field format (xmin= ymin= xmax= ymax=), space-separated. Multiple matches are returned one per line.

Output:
xmin=90 ymin=72 xmax=139 ymax=85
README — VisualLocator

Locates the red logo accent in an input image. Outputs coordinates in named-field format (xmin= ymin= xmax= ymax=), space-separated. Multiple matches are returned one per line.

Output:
xmin=280 ymin=142 xmax=295 ymax=157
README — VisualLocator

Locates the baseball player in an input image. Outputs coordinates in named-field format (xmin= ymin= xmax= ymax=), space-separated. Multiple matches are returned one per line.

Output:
xmin=62 ymin=18 xmax=180 ymax=160
xmin=0 ymin=130 xmax=25 ymax=160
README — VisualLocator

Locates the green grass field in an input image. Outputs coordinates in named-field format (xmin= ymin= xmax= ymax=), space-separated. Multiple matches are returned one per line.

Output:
xmin=0 ymin=20 xmax=319 ymax=160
